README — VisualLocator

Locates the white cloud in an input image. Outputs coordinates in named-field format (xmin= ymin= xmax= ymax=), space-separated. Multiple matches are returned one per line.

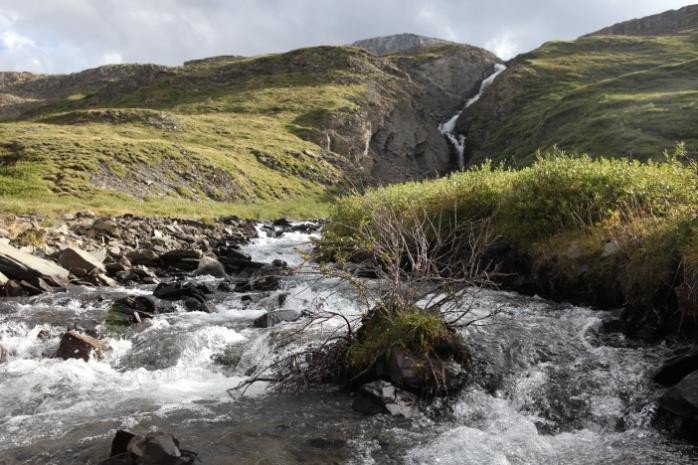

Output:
xmin=100 ymin=52 xmax=123 ymax=65
xmin=485 ymin=32 xmax=519 ymax=60
xmin=1 ymin=30 xmax=36 ymax=50
xmin=0 ymin=0 xmax=694 ymax=74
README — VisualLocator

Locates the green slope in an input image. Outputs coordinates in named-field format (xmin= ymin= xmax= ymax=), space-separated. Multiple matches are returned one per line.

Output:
xmin=0 ymin=47 xmax=405 ymax=217
xmin=461 ymin=32 xmax=698 ymax=165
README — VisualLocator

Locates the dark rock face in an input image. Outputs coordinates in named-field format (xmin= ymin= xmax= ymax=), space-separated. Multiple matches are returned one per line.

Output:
xmin=656 ymin=370 xmax=698 ymax=444
xmin=55 ymin=330 xmax=110 ymax=361
xmin=253 ymin=310 xmax=301 ymax=328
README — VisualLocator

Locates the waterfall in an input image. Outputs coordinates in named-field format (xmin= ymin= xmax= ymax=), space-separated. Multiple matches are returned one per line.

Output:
xmin=439 ymin=63 xmax=507 ymax=169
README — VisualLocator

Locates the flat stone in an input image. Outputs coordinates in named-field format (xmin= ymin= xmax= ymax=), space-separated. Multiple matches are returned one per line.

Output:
xmin=0 ymin=243 xmax=70 ymax=282
xmin=58 ymin=247 xmax=106 ymax=277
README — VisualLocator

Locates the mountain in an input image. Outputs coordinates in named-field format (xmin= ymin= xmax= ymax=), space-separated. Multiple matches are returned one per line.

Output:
xmin=585 ymin=4 xmax=698 ymax=36
xmin=352 ymin=33 xmax=454 ymax=56
xmin=456 ymin=5 xmax=698 ymax=165
xmin=0 ymin=42 xmax=498 ymax=215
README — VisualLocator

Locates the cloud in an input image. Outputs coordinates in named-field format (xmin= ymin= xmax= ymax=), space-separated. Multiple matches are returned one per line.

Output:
xmin=0 ymin=0 xmax=694 ymax=74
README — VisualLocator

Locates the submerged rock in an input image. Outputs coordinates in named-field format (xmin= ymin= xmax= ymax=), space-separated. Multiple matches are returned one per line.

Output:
xmin=253 ymin=309 xmax=301 ymax=328
xmin=55 ymin=330 xmax=110 ymax=361
xmin=101 ymin=430 xmax=200 ymax=465
xmin=654 ymin=347 xmax=698 ymax=386
xmin=352 ymin=380 xmax=419 ymax=417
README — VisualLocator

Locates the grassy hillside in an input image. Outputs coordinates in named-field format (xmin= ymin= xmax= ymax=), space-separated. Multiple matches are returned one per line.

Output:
xmin=461 ymin=32 xmax=698 ymax=165
xmin=322 ymin=146 xmax=698 ymax=331
xmin=0 ymin=47 xmax=407 ymax=218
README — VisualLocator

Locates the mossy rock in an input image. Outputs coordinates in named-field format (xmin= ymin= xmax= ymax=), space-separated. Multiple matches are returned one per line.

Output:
xmin=347 ymin=307 xmax=470 ymax=397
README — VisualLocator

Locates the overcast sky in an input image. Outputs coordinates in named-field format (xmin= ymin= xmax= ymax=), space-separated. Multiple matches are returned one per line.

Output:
xmin=0 ymin=0 xmax=694 ymax=74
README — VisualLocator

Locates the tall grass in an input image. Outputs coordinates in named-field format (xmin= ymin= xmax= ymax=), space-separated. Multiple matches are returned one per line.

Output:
xmin=322 ymin=146 xmax=698 ymax=324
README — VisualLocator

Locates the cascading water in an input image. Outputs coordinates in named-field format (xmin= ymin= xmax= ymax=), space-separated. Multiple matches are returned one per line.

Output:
xmin=0 ymin=226 xmax=696 ymax=464
xmin=439 ymin=63 xmax=507 ymax=169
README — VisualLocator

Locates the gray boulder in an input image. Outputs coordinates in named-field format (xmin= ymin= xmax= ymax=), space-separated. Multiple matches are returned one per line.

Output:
xmin=58 ymin=247 xmax=105 ymax=277
xmin=253 ymin=309 xmax=301 ymax=328
xmin=0 ymin=242 xmax=70 ymax=282
xmin=195 ymin=256 xmax=226 ymax=278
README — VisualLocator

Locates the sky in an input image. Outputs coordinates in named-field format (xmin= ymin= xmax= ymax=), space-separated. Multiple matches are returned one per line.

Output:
xmin=0 ymin=0 xmax=694 ymax=74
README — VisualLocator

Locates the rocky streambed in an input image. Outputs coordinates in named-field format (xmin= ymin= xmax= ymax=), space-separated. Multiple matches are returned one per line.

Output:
xmin=1 ymin=220 xmax=697 ymax=464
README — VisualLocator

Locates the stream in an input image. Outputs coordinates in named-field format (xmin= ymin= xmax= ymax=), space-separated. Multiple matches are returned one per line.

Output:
xmin=1 ymin=226 xmax=696 ymax=464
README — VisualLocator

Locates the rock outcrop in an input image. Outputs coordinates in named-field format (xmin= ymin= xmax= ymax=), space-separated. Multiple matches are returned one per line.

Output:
xmin=0 ymin=243 xmax=70 ymax=283
xmin=352 ymin=33 xmax=454 ymax=56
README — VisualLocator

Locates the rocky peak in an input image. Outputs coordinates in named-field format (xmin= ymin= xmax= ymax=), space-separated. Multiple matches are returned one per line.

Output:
xmin=352 ymin=33 xmax=455 ymax=56
xmin=584 ymin=4 xmax=698 ymax=37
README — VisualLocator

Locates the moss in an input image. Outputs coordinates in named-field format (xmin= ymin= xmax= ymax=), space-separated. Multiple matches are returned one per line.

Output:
xmin=347 ymin=307 xmax=459 ymax=374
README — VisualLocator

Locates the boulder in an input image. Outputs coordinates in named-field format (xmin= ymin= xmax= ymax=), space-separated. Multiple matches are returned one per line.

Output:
xmin=101 ymin=430 xmax=199 ymax=465
xmin=107 ymin=296 xmax=157 ymax=326
xmin=654 ymin=347 xmax=698 ymax=386
xmin=0 ymin=242 xmax=70 ymax=282
xmin=183 ymin=297 xmax=215 ymax=313
xmin=253 ymin=309 xmax=301 ymax=328
xmin=195 ymin=256 xmax=226 ymax=278
xmin=352 ymin=381 xmax=419 ymax=417
xmin=235 ymin=266 xmax=282 ymax=292
xmin=159 ymin=249 xmax=202 ymax=270
xmin=656 ymin=370 xmax=698 ymax=443
xmin=127 ymin=249 xmax=159 ymax=266
xmin=153 ymin=281 xmax=211 ymax=302
xmin=55 ymin=330 xmax=110 ymax=361
xmin=58 ymin=247 xmax=105 ymax=277
xmin=0 ymin=271 xmax=7 ymax=286
xmin=377 ymin=347 xmax=468 ymax=396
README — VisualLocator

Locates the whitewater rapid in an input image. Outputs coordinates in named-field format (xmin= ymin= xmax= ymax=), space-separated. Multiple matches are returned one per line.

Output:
xmin=439 ymin=63 xmax=507 ymax=169
xmin=0 ymin=226 xmax=696 ymax=464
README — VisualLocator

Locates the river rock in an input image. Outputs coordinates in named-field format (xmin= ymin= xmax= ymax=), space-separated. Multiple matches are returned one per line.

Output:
xmin=55 ymin=330 xmax=110 ymax=361
xmin=381 ymin=347 xmax=468 ymax=396
xmin=107 ymin=296 xmax=157 ymax=326
xmin=352 ymin=380 xmax=419 ymax=417
xmin=159 ymin=249 xmax=202 ymax=271
xmin=654 ymin=347 xmax=698 ymax=386
xmin=0 ymin=271 xmax=7 ymax=286
xmin=101 ymin=430 xmax=199 ymax=465
xmin=58 ymin=247 xmax=105 ymax=277
xmin=253 ymin=309 xmax=301 ymax=328
xmin=656 ymin=370 xmax=698 ymax=443
xmin=153 ymin=281 xmax=212 ymax=302
xmin=184 ymin=297 xmax=215 ymax=313
xmin=127 ymin=249 xmax=159 ymax=267
xmin=195 ymin=256 xmax=226 ymax=278
xmin=0 ymin=242 xmax=70 ymax=282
